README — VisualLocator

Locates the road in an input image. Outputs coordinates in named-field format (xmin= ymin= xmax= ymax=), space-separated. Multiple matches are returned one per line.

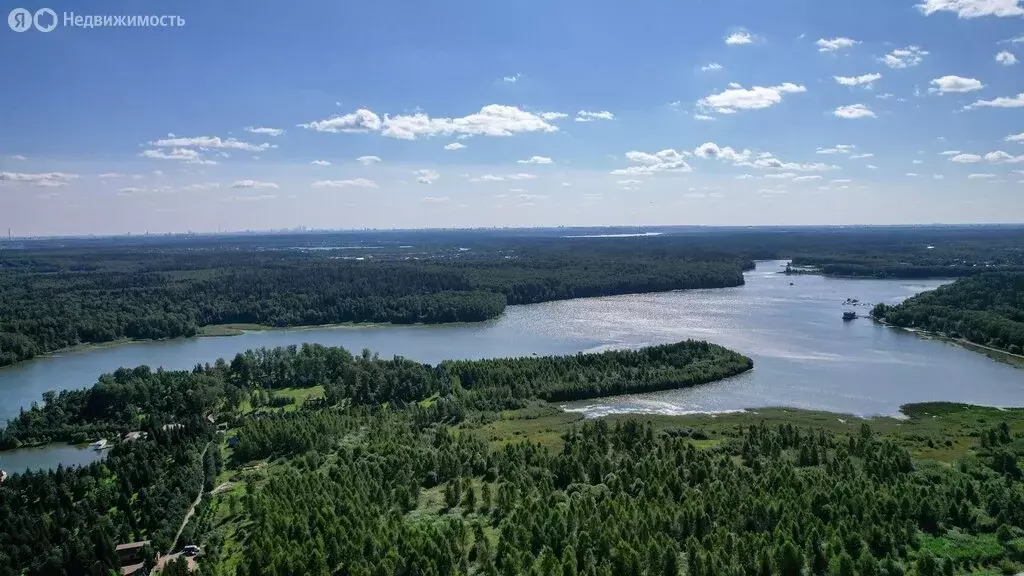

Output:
xmin=153 ymin=442 xmax=211 ymax=573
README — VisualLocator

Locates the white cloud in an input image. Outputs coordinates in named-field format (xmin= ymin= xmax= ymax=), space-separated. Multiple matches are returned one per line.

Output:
xmin=9 ymin=155 xmax=27 ymax=161
xmin=299 ymin=109 xmax=382 ymax=133
xmin=97 ymin=173 xmax=127 ymax=178
xmin=415 ymin=169 xmax=440 ymax=184
xmin=736 ymin=174 xmax=755 ymax=179
xmin=912 ymin=159 xmax=924 ymax=164
xmin=867 ymin=164 xmax=879 ymax=169
xmin=611 ymin=149 xmax=692 ymax=175
xmin=378 ymin=105 xmax=562 ymax=139
xmin=725 ymin=30 xmax=754 ymax=45
xmin=830 ymin=178 xmax=853 ymax=184
xmin=1006 ymin=132 xmax=1024 ymax=142
xmin=834 ymin=73 xmax=882 ymax=87
xmin=421 ymin=196 xmax=449 ymax=203
xmin=793 ymin=175 xmax=823 ymax=181
xmin=311 ymin=160 xmax=331 ymax=166
xmin=816 ymin=144 xmax=858 ymax=154
xmin=737 ymin=153 xmax=838 ymax=172
xmin=693 ymin=114 xmax=716 ymax=121
xmin=140 ymin=148 xmax=217 ymax=164
xmin=968 ymin=173 xmax=996 ymax=178
xmin=939 ymin=150 xmax=962 ymax=155
xmin=312 ymin=179 xmax=378 ymax=188
xmin=575 ymin=110 xmax=615 ymax=122
xmin=763 ymin=172 xmax=797 ymax=179
xmin=517 ymin=156 xmax=553 ymax=164
xmin=701 ymin=63 xmax=723 ymax=71
xmin=693 ymin=142 xmax=752 ymax=162
xmin=1010 ymin=35 xmax=1024 ymax=43
xmin=502 ymin=73 xmax=521 ymax=84
xmin=244 ymin=126 xmax=284 ymax=137
xmin=929 ymin=75 xmax=984 ymax=94
xmin=950 ymin=153 xmax=983 ymax=163
xmin=996 ymin=51 xmax=1019 ymax=65
xmin=223 ymin=194 xmax=277 ymax=202
xmin=984 ymin=150 xmax=1024 ymax=162
xmin=0 ymin=172 xmax=79 ymax=187
xmin=850 ymin=153 xmax=875 ymax=159
xmin=562 ymin=182 xmax=571 ymax=187
xmin=933 ymin=174 xmax=945 ymax=179
xmin=539 ymin=112 xmax=569 ymax=121
xmin=616 ymin=179 xmax=643 ymax=185
xmin=833 ymin=104 xmax=876 ymax=119
xmin=965 ymin=93 xmax=1024 ymax=109
xmin=880 ymin=46 xmax=929 ymax=68
xmin=230 ymin=180 xmax=278 ymax=189
xmin=357 ymin=155 xmax=382 ymax=165
xmin=444 ymin=142 xmax=467 ymax=151
xmin=698 ymin=82 xmax=806 ymax=114
xmin=817 ymin=37 xmax=860 ymax=52
xmin=150 ymin=135 xmax=272 ymax=152
xmin=917 ymin=0 xmax=1024 ymax=18
xmin=506 ymin=173 xmax=537 ymax=180
xmin=876 ymin=93 xmax=895 ymax=100
xmin=182 ymin=182 xmax=220 ymax=191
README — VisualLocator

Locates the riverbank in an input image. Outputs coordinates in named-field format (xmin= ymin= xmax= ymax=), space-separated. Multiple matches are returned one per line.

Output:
xmin=873 ymin=317 xmax=1024 ymax=368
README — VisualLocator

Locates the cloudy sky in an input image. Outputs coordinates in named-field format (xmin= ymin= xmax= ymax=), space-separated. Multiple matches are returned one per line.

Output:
xmin=2 ymin=0 xmax=1023 ymax=236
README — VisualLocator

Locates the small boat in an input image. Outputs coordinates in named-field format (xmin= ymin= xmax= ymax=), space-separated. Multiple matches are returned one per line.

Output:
xmin=842 ymin=311 xmax=857 ymax=321
xmin=91 ymin=439 xmax=109 ymax=450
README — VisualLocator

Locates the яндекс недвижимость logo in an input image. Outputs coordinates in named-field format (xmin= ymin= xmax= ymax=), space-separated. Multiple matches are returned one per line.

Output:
xmin=8 ymin=8 xmax=184 ymax=32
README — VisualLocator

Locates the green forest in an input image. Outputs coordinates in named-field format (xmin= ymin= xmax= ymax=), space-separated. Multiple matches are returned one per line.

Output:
xmin=1 ymin=339 xmax=1024 ymax=576
xmin=0 ymin=242 xmax=749 ymax=366
xmin=871 ymin=274 xmax=1024 ymax=355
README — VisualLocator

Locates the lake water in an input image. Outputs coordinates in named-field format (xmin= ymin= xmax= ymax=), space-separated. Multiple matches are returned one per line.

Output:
xmin=1 ymin=260 xmax=1021 ymax=427
xmin=0 ymin=443 xmax=106 ymax=474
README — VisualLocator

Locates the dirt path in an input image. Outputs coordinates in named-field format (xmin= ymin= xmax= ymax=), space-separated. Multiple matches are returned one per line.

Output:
xmin=152 ymin=441 xmax=211 ymax=575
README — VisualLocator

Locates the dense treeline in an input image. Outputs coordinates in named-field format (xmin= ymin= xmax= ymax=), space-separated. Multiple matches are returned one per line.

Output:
xmin=222 ymin=409 xmax=1024 ymax=576
xmin=0 ymin=243 xmax=748 ymax=366
xmin=872 ymin=273 xmax=1024 ymax=355
xmin=0 ymin=431 xmax=211 ymax=576
xmin=1 ymin=341 xmax=751 ymax=447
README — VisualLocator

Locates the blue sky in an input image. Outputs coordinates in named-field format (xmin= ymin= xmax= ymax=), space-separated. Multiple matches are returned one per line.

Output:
xmin=2 ymin=0 xmax=1023 ymax=235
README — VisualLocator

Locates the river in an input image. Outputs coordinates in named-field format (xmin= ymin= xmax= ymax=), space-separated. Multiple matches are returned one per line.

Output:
xmin=1 ymin=260 xmax=1021 ymax=428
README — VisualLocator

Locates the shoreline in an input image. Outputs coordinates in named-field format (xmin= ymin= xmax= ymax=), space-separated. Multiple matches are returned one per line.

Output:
xmin=872 ymin=317 xmax=1024 ymax=366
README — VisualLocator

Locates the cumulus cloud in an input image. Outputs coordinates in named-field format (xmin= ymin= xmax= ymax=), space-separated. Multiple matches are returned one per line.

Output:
xmin=518 ymin=156 xmax=553 ymax=164
xmin=140 ymin=148 xmax=217 ymax=164
xmin=698 ymin=82 xmax=806 ymax=114
xmin=725 ymin=30 xmax=754 ymax=45
xmin=929 ymin=75 xmax=984 ymax=94
xmin=693 ymin=142 xmax=752 ymax=162
xmin=701 ymin=63 xmax=723 ymax=71
xmin=299 ymin=109 xmax=383 ymax=133
xmin=575 ymin=110 xmax=615 ymax=122
xmin=967 ymin=173 xmax=996 ymax=178
xmin=906 ymin=173 xmax=919 ymax=177
xmin=415 ymin=169 xmax=440 ymax=184
xmin=0 ymin=172 xmax=79 ymax=187
xmin=950 ymin=153 xmax=983 ymax=163
xmin=939 ymin=150 xmax=962 ymax=155
xmin=611 ymin=149 xmax=693 ymax=175
xmin=817 ymin=37 xmax=860 ymax=52
xmin=833 ymin=104 xmax=876 ymax=119
xmin=357 ymin=155 xmax=382 ymax=165
xmin=230 ymin=180 xmax=279 ymax=189
xmin=1006 ymin=132 xmax=1024 ymax=142
xmin=151 ymin=135 xmax=272 ymax=152
xmin=965 ymin=93 xmax=1024 ymax=109
xmin=917 ymin=0 xmax=1024 ymax=18
xmin=880 ymin=46 xmax=929 ymax=68
xmin=9 ymin=155 xmax=27 ymax=160
xmin=444 ymin=142 xmax=467 ymax=151
xmin=834 ymin=73 xmax=882 ymax=87
xmin=867 ymin=164 xmax=879 ymax=169
xmin=312 ymin=179 xmax=378 ymax=188
xmin=850 ymin=153 xmax=875 ymax=159
xmin=984 ymin=150 xmax=1024 ymax=162
xmin=815 ymin=145 xmax=858 ymax=154
xmin=469 ymin=174 xmax=536 ymax=182
xmin=381 ymin=105 xmax=562 ymax=139
xmin=245 ymin=127 xmax=284 ymax=136
xmin=311 ymin=160 xmax=331 ymax=166
xmin=763 ymin=172 xmax=797 ymax=179
xmin=996 ymin=51 xmax=1019 ymax=65
xmin=736 ymin=153 xmax=838 ymax=172
xmin=540 ymin=112 xmax=569 ymax=121
xmin=502 ymin=73 xmax=521 ymax=83
xmin=693 ymin=114 xmax=716 ymax=121
xmin=616 ymin=179 xmax=643 ymax=185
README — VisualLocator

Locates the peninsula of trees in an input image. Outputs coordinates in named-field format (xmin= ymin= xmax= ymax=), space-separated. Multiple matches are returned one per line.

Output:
xmin=872 ymin=273 xmax=1024 ymax=355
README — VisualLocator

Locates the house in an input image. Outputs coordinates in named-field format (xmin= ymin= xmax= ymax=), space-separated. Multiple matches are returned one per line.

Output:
xmin=119 ymin=562 xmax=147 ymax=576
xmin=115 ymin=541 xmax=152 ymax=567
xmin=162 ymin=423 xmax=184 ymax=432
xmin=123 ymin=431 xmax=146 ymax=442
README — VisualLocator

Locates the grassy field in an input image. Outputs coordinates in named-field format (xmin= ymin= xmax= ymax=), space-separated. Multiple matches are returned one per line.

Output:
xmin=237 ymin=385 xmax=325 ymax=415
